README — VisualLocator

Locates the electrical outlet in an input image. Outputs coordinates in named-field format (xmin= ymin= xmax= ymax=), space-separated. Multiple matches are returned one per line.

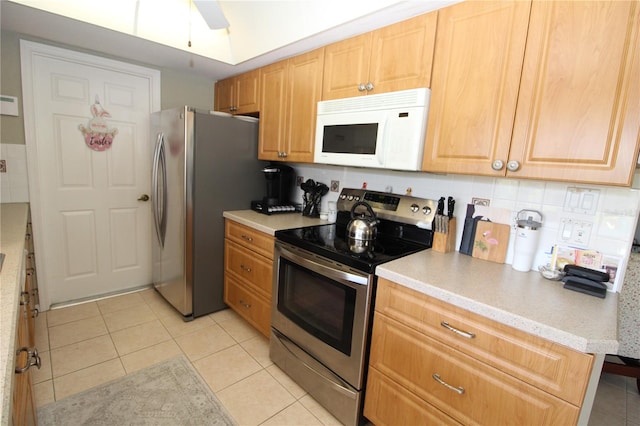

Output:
xmin=563 ymin=187 xmax=599 ymax=215
xmin=472 ymin=197 xmax=490 ymax=206
xmin=296 ymin=176 xmax=304 ymax=187
xmin=330 ymin=180 xmax=339 ymax=192
xmin=0 ymin=160 xmax=6 ymax=173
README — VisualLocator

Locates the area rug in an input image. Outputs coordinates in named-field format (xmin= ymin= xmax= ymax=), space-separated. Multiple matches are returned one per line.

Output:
xmin=37 ymin=356 xmax=236 ymax=425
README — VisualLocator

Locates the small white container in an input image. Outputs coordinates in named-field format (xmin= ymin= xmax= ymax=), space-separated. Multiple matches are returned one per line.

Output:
xmin=327 ymin=201 xmax=337 ymax=223
xmin=512 ymin=210 xmax=543 ymax=272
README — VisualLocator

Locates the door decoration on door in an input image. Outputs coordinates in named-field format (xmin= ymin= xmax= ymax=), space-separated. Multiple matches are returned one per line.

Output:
xmin=78 ymin=96 xmax=118 ymax=151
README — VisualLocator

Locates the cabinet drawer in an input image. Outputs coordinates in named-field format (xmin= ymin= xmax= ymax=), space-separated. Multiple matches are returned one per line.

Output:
xmin=375 ymin=278 xmax=593 ymax=406
xmin=225 ymin=220 xmax=274 ymax=259
xmin=365 ymin=367 xmax=461 ymax=426
xmin=224 ymin=275 xmax=271 ymax=337
xmin=225 ymin=240 xmax=273 ymax=297
xmin=370 ymin=314 xmax=580 ymax=426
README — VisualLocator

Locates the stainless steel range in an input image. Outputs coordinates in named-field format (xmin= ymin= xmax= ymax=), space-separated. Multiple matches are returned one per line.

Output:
xmin=270 ymin=188 xmax=437 ymax=426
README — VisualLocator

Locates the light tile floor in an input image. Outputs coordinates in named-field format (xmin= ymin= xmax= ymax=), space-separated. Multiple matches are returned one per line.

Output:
xmin=31 ymin=287 xmax=639 ymax=426
xmin=32 ymin=288 xmax=341 ymax=426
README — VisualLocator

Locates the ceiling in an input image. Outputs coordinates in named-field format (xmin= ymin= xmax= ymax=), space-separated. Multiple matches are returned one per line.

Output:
xmin=0 ymin=0 xmax=458 ymax=81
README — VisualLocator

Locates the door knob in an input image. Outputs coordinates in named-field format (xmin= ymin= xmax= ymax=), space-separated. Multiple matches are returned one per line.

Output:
xmin=138 ymin=194 xmax=150 ymax=201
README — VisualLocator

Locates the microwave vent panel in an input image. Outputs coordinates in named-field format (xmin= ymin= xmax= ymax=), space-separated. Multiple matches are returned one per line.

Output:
xmin=318 ymin=88 xmax=430 ymax=114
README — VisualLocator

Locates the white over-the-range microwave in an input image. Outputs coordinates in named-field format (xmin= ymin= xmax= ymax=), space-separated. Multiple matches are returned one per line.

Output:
xmin=314 ymin=88 xmax=430 ymax=171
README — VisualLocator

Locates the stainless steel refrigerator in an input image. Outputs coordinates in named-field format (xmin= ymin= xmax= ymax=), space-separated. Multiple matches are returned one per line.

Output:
xmin=150 ymin=106 xmax=265 ymax=319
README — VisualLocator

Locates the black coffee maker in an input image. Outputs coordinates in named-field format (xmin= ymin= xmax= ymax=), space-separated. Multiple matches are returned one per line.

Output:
xmin=251 ymin=164 xmax=296 ymax=214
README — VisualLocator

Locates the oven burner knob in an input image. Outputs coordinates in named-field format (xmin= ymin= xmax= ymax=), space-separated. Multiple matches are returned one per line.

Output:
xmin=422 ymin=206 xmax=432 ymax=215
xmin=340 ymin=194 xmax=347 ymax=200
xmin=410 ymin=203 xmax=420 ymax=213
xmin=354 ymin=196 xmax=360 ymax=201
xmin=348 ymin=195 xmax=354 ymax=201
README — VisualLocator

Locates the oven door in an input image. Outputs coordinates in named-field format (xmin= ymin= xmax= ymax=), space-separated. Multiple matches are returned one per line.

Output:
xmin=271 ymin=241 xmax=374 ymax=389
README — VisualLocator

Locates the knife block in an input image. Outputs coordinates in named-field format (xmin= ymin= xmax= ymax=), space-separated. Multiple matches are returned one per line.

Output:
xmin=433 ymin=218 xmax=456 ymax=253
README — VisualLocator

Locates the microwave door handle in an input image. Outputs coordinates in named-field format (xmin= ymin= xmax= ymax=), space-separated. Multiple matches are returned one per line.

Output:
xmin=376 ymin=119 xmax=388 ymax=167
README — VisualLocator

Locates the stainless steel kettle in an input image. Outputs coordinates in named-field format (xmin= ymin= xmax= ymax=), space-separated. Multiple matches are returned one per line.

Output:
xmin=347 ymin=201 xmax=379 ymax=253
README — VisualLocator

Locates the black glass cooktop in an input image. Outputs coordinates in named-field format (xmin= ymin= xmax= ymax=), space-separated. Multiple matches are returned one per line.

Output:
xmin=275 ymin=213 xmax=433 ymax=274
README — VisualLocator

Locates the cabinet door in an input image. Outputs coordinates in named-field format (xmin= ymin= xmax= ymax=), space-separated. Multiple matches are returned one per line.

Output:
xmin=12 ymin=303 xmax=36 ymax=426
xmin=234 ymin=69 xmax=260 ymax=115
xmin=422 ymin=1 xmax=531 ymax=176
xmin=214 ymin=77 xmax=235 ymax=113
xmin=258 ymin=60 xmax=288 ymax=161
xmin=284 ymin=48 xmax=324 ymax=163
xmin=509 ymin=1 xmax=640 ymax=185
xmin=369 ymin=12 xmax=437 ymax=95
xmin=322 ymin=33 xmax=372 ymax=100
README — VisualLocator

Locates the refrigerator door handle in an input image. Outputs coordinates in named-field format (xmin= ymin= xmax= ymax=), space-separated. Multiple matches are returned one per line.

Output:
xmin=152 ymin=133 xmax=165 ymax=248
xmin=158 ymin=136 xmax=168 ymax=247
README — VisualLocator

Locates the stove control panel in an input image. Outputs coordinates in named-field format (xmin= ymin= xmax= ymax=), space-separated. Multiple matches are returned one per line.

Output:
xmin=337 ymin=188 xmax=437 ymax=229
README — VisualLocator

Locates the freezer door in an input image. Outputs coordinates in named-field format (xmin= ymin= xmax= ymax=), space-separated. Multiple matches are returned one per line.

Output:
xmin=151 ymin=107 xmax=192 ymax=317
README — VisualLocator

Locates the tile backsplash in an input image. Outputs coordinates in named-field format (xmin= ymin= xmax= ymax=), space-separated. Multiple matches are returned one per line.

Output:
xmin=0 ymin=143 xmax=29 ymax=203
xmin=290 ymin=163 xmax=640 ymax=291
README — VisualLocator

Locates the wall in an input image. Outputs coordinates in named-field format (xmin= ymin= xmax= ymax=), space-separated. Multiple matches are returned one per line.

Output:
xmin=289 ymin=163 xmax=640 ymax=291
xmin=0 ymin=29 xmax=216 ymax=202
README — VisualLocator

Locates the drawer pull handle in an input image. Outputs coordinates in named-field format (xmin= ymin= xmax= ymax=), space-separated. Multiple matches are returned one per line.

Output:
xmin=241 ymin=234 xmax=254 ymax=242
xmin=238 ymin=299 xmax=251 ymax=309
xmin=20 ymin=291 xmax=30 ymax=306
xmin=440 ymin=321 xmax=475 ymax=339
xmin=432 ymin=373 xmax=464 ymax=395
xmin=240 ymin=264 xmax=252 ymax=272
xmin=15 ymin=347 xmax=41 ymax=374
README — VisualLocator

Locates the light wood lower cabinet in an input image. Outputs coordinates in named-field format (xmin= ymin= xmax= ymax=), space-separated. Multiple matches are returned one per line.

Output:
xmin=223 ymin=219 xmax=274 ymax=338
xmin=13 ymin=223 xmax=40 ymax=426
xmin=364 ymin=278 xmax=594 ymax=426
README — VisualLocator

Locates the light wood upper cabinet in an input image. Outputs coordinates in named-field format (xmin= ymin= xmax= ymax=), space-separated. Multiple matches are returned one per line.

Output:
xmin=322 ymin=12 xmax=437 ymax=100
xmin=421 ymin=1 xmax=531 ymax=177
xmin=510 ymin=0 xmax=640 ymax=185
xmin=214 ymin=69 xmax=260 ymax=115
xmin=423 ymin=0 xmax=640 ymax=186
xmin=259 ymin=48 xmax=324 ymax=163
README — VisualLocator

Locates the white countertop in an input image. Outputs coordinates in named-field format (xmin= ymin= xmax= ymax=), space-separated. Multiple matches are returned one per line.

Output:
xmin=377 ymin=250 xmax=619 ymax=354
xmin=0 ymin=203 xmax=29 ymax=426
xmin=223 ymin=210 xmax=327 ymax=235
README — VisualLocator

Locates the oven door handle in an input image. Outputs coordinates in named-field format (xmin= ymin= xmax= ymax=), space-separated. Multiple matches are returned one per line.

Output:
xmin=277 ymin=243 xmax=369 ymax=287
xmin=272 ymin=329 xmax=357 ymax=399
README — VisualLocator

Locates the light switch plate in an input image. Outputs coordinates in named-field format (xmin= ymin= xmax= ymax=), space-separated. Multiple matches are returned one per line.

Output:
xmin=563 ymin=187 xmax=600 ymax=215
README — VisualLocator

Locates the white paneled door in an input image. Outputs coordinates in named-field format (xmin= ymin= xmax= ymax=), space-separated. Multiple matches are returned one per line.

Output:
xmin=21 ymin=41 xmax=160 ymax=309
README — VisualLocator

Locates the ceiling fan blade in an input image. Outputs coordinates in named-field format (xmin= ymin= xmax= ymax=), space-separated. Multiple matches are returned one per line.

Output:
xmin=193 ymin=0 xmax=229 ymax=30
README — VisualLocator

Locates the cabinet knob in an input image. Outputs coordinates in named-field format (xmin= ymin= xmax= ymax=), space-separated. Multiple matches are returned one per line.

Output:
xmin=491 ymin=159 xmax=505 ymax=171
xmin=365 ymin=82 xmax=374 ymax=91
xmin=358 ymin=83 xmax=366 ymax=92
xmin=506 ymin=160 xmax=521 ymax=172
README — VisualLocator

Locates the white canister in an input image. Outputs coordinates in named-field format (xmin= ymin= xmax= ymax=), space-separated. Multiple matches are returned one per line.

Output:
xmin=512 ymin=210 xmax=543 ymax=272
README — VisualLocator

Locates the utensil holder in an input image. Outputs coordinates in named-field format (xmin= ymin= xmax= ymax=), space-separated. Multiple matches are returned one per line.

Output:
xmin=433 ymin=218 xmax=456 ymax=253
